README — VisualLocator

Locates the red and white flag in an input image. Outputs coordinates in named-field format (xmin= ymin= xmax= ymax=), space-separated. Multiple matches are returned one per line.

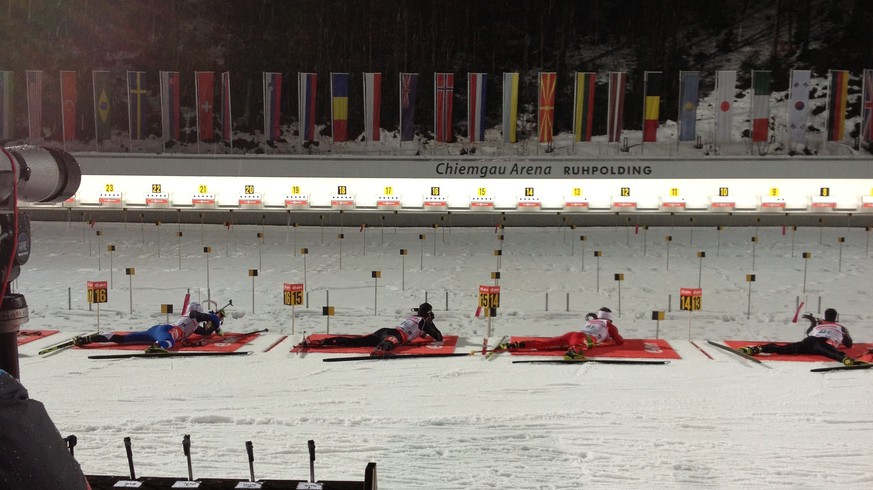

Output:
xmin=750 ymin=70 xmax=771 ymax=143
xmin=26 ymin=70 xmax=43 ymax=140
xmin=714 ymin=70 xmax=736 ymax=144
xmin=159 ymin=71 xmax=181 ymax=141
xmin=434 ymin=73 xmax=454 ymax=142
xmin=607 ymin=72 xmax=626 ymax=143
xmin=363 ymin=72 xmax=381 ymax=141
xmin=467 ymin=73 xmax=487 ymax=142
xmin=195 ymin=71 xmax=215 ymax=141
xmin=60 ymin=70 xmax=77 ymax=143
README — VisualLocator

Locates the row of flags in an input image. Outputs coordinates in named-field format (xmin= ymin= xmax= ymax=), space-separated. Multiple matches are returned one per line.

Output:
xmin=1 ymin=69 xmax=872 ymax=147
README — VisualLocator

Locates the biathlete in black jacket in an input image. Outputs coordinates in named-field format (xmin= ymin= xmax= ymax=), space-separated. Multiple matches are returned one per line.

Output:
xmin=738 ymin=308 xmax=866 ymax=365
xmin=310 ymin=302 xmax=443 ymax=355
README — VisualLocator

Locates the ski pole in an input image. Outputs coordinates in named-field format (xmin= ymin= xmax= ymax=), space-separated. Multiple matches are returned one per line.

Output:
xmin=64 ymin=435 xmax=77 ymax=456
xmin=246 ymin=440 xmax=255 ymax=482
xmin=124 ymin=436 xmax=136 ymax=480
xmin=183 ymin=434 xmax=193 ymax=481
xmin=308 ymin=439 xmax=316 ymax=482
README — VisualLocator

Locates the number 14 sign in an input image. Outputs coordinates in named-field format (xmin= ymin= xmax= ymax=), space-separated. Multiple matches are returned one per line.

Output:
xmin=679 ymin=288 xmax=702 ymax=311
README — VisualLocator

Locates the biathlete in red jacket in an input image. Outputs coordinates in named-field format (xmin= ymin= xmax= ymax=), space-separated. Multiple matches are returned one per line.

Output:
xmin=501 ymin=307 xmax=624 ymax=360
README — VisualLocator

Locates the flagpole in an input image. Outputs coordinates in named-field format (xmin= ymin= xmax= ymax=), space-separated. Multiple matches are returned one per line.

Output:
xmin=641 ymin=72 xmax=648 ymax=156
xmin=194 ymin=72 xmax=201 ymax=154
xmin=159 ymin=71 xmax=166 ymax=154
xmin=677 ymin=72 xmax=682 ymax=154
xmin=262 ymin=72 xmax=267 ymax=154
xmin=125 ymin=71 xmax=133 ymax=153
xmin=570 ymin=71 xmax=581 ymax=155
xmin=92 ymin=71 xmax=99 ymax=152
xmin=434 ymin=74 xmax=437 ymax=149
xmin=329 ymin=72 xmax=334 ymax=152
xmin=60 ymin=71 xmax=67 ymax=152
xmin=194 ymin=71 xmax=200 ymax=154
xmin=226 ymin=72 xmax=233 ymax=152
xmin=399 ymin=72 xmax=402 ymax=149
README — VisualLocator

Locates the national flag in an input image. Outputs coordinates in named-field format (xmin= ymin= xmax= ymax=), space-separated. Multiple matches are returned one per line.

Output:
xmin=263 ymin=72 xmax=282 ymax=141
xmin=221 ymin=71 xmax=232 ymax=142
xmin=467 ymin=73 xmax=487 ymax=142
xmin=363 ymin=72 xmax=382 ymax=142
xmin=195 ymin=71 xmax=215 ymax=141
xmin=787 ymin=69 xmax=811 ymax=148
xmin=126 ymin=71 xmax=148 ymax=140
xmin=434 ymin=73 xmax=454 ymax=143
xmin=298 ymin=72 xmax=317 ymax=142
xmin=573 ymin=72 xmax=595 ymax=142
xmin=60 ymin=70 xmax=77 ymax=142
xmin=826 ymin=70 xmax=849 ymax=142
xmin=92 ymin=70 xmax=112 ymax=142
xmin=678 ymin=71 xmax=699 ymax=142
xmin=330 ymin=72 xmax=349 ymax=142
xmin=0 ymin=71 xmax=12 ymax=140
xmin=26 ymin=70 xmax=43 ymax=140
xmin=537 ymin=72 xmax=557 ymax=143
xmin=714 ymin=70 xmax=736 ymax=143
xmin=863 ymin=69 xmax=873 ymax=144
xmin=642 ymin=71 xmax=662 ymax=142
xmin=160 ymin=71 xmax=181 ymax=140
xmin=607 ymin=72 xmax=627 ymax=143
xmin=750 ymin=70 xmax=771 ymax=143
xmin=502 ymin=72 xmax=519 ymax=143
xmin=399 ymin=73 xmax=418 ymax=142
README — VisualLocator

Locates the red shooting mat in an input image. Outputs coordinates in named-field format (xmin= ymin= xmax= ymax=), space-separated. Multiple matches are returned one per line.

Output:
xmin=75 ymin=331 xmax=262 ymax=352
xmin=723 ymin=340 xmax=873 ymax=362
xmin=507 ymin=337 xmax=681 ymax=359
xmin=17 ymin=330 xmax=59 ymax=346
xmin=291 ymin=333 xmax=459 ymax=355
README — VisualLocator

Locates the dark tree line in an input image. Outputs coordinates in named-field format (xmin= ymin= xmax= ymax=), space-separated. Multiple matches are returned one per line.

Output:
xmin=2 ymin=0 xmax=871 ymax=143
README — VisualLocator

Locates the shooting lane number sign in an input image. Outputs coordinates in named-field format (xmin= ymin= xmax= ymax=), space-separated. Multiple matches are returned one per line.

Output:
xmin=679 ymin=287 xmax=702 ymax=311
xmin=478 ymin=285 xmax=501 ymax=308
xmin=87 ymin=281 xmax=108 ymax=303
xmin=283 ymin=283 xmax=304 ymax=306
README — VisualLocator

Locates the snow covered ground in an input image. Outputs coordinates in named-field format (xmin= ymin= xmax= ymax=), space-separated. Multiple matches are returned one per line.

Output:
xmin=12 ymin=219 xmax=873 ymax=489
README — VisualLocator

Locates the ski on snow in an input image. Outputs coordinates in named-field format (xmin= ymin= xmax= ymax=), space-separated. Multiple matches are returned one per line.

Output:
xmin=89 ymin=351 xmax=253 ymax=360
xmin=38 ymin=332 xmax=98 ymax=356
xmin=485 ymin=335 xmax=510 ymax=360
xmin=323 ymin=353 xmax=473 ymax=362
xmin=511 ymin=359 xmax=670 ymax=365
xmin=705 ymin=340 xmax=769 ymax=366
xmin=810 ymin=363 xmax=873 ymax=373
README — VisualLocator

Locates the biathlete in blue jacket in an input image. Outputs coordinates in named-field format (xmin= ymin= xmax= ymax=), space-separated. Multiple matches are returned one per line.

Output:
xmin=73 ymin=302 xmax=223 ymax=352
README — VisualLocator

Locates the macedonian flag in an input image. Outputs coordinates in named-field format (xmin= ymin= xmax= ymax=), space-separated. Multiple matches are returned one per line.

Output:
xmin=538 ymin=72 xmax=557 ymax=143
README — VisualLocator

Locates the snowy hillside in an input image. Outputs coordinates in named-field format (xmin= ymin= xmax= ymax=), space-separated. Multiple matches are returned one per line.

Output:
xmin=12 ymin=220 xmax=873 ymax=488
